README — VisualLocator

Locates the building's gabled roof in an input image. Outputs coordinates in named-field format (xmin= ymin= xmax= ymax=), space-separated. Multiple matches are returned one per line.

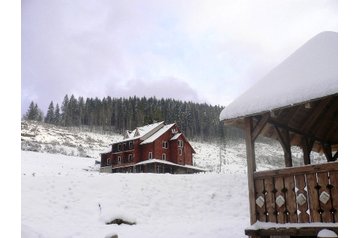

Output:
xmin=220 ymin=31 xmax=338 ymax=121
xmin=140 ymin=123 xmax=176 ymax=145
xmin=113 ymin=121 xmax=164 ymax=144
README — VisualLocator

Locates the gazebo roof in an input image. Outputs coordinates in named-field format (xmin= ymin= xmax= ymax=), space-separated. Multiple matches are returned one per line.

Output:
xmin=220 ymin=32 xmax=338 ymax=152
xmin=220 ymin=31 xmax=338 ymax=121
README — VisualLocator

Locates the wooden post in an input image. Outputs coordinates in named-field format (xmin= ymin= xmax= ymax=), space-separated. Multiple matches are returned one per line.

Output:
xmin=244 ymin=117 xmax=257 ymax=225
xmin=301 ymin=137 xmax=314 ymax=165
xmin=275 ymin=126 xmax=293 ymax=167
xmin=322 ymin=143 xmax=333 ymax=162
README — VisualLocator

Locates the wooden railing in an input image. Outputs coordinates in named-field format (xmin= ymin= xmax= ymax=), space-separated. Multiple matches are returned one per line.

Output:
xmin=253 ymin=162 xmax=338 ymax=224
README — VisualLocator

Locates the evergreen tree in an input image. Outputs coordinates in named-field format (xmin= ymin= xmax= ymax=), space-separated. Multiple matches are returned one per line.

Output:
xmin=24 ymin=101 xmax=43 ymax=122
xmin=54 ymin=103 xmax=61 ymax=125
xmin=61 ymin=95 xmax=69 ymax=126
xmin=45 ymin=101 xmax=55 ymax=124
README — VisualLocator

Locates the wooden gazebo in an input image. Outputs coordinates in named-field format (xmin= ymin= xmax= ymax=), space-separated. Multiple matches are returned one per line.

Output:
xmin=220 ymin=32 xmax=338 ymax=237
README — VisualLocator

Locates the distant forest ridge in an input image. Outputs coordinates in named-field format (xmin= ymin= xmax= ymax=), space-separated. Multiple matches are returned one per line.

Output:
xmin=23 ymin=95 xmax=244 ymax=141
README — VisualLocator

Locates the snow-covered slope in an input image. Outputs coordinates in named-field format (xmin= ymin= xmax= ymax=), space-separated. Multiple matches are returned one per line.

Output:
xmin=21 ymin=121 xmax=326 ymax=173
xmin=22 ymin=151 xmax=250 ymax=238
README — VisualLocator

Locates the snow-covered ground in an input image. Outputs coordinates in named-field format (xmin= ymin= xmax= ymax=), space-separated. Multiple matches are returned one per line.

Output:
xmin=22 ymin=151 xmax=250 ymax=238
xmin=21 ymin=121 xmax=330 ymax=237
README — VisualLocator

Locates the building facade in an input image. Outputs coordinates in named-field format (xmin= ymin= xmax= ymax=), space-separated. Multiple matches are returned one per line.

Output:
xmin=100 ymin=121 xmax=204 ymax=174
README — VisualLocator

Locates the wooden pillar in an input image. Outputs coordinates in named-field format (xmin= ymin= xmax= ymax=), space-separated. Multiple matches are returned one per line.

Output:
xmin=301 ymin=137 xmax=314 ymax=165
xmin=322 ymin=143 xmax=334 ymax=162
xmin=275 ymin=126 xmax=293 ymax=167
xmin=244 ymin=117 xmax=257 ymax=225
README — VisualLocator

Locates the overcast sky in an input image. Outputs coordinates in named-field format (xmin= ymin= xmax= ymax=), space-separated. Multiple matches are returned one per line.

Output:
xmin=22 ymin=0 xmax=337 ymax=114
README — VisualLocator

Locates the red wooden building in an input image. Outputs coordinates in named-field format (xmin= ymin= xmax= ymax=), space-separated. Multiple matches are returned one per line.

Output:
xmin=100 ymin=121 xmax=205 ymax=174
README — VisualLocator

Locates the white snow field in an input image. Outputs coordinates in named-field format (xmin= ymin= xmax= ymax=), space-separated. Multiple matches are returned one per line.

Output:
xmin=22 ymin=151 xmax=250 ymax=238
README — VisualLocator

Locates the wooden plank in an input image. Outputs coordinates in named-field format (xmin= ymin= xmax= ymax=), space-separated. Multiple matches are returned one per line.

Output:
xmin=254 ymin=162 xmax=338 ymax=179
xmin=284 ymin=176 xmax=298 ymax=223
xmin=317 ymin=172 xmax=332 ymax=222
xmin=264 ymin=177 xmax=276 ymax=223
xmin=306 ymin=173 xmax=321 ymax=222
xmin=274 ymin=177 xmax=286 ymax=223
xmin=244 ymin=117 xmax=257 ymax=225
xmin=329 ymin=171 xmax=338 ymax=223
xmin=254 ymin=179 xmax=266 ymax=222
xmin=295 ymin=174 xmax=310 ymax=223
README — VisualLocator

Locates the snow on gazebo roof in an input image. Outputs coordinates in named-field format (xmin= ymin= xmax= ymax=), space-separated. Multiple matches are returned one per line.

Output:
xmin=220 ymin=31 xmax=338 ymax=121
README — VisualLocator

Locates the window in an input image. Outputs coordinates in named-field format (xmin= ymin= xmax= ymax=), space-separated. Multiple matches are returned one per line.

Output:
xmin=178 ymin=140 xmax=183 ymax=148
xmin=148 ymin=152 xmax=153 ymax=160
xmin=128 ymin=154 xmax=133 ymax=162
xmin=117 ymin=143 xmax=121 ymax=151
xmin=178 ymin=148 xmax=183 ymax=156
xmin=162 ymin=153 xmax=166 ymax=160
xmin=107 ymin=158 xmax=111 ymax=165
xmin=117 ymin=156 xmax=121 ymax=164
xmin=129 ymin=141 xmax=133 ymax=149
xmin=162 ymin=141 xmax=168 ymax=149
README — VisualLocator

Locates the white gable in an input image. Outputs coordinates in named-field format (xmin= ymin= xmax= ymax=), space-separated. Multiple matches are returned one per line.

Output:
xmin=220 ymin=31 xmax=338 ymax=121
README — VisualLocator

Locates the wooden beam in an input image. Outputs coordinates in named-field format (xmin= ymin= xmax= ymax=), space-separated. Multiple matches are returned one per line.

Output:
xmin=244 ymin=117 xmax=257 ymax=225
xmin=301 ymin=136 xmax=315 ymax=165
xmin=322 ymin=143 xmax=333 ymax=162
xmin=274 ymin=126 xmax=293 ymax=167
xmin=300 ymin=97 xmax=334 ymax=134
xmin=254 ymin=162 xmax=338 ymax=179
xmin=268 ymin=118 xmax=337 ymax=145
xmin=332 ymin=151 xmax=338 ymax=161
xmin=252 ymin=113 xmax=270 ymax=141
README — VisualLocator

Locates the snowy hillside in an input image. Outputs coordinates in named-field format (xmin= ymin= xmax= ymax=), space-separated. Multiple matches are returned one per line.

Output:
xmin=22 ymin=151 xmax=250 ymax=238
xmin=21 ymin=121 xmax=325 ymax=172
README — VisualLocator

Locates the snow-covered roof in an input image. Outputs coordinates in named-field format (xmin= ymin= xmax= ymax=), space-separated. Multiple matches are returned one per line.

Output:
xmin=170 ymin=133 xmax=182 ymax=141
xmin=115 ymin=121 xmax=164 ymax=143
xmin=135 ymin=159 xmax=207 ymax=171
xmin=140 ymin=123 xmax=176 ymax=145
xmin=220 ymin=31 xmax=338 ymax=121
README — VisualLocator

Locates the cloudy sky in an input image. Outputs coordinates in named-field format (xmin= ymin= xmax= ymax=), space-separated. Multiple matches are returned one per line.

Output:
xmin=22 ymin=0 xmax=337 ymax=113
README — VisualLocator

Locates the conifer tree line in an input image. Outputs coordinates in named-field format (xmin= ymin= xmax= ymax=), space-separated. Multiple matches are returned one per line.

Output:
xmin=24 ymin=95 xmax=243 ymax=141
